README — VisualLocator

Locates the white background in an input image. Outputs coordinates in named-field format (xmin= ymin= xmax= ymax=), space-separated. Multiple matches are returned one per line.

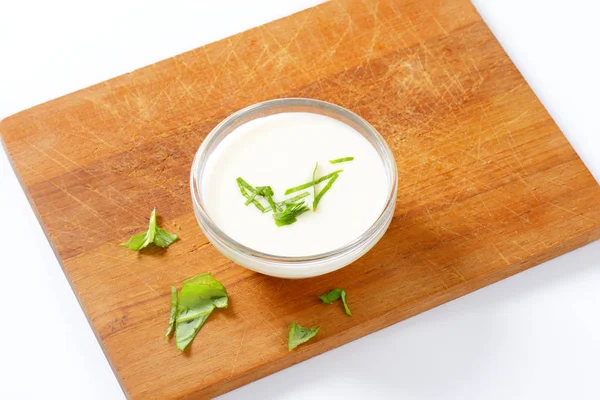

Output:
xmin=1 ymin=0 xmax=599 ymax=399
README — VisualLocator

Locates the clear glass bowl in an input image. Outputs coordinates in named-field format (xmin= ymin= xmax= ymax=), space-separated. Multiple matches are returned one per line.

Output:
xmin=190 ymin=98 xmax=397 ymax=279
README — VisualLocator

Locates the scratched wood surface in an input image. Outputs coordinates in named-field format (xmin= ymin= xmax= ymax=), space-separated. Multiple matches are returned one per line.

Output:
xmin=2 ymin=0 xmax=600 ymax=398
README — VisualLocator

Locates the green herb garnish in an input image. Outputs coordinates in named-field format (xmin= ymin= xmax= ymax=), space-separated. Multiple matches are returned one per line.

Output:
xmin=120 ymin=208 xmax=178 ymax=251
xmin=171 ymin=273 xmax=228 ymax=351
xmin=281 ymin=191 xmax=310 ymax=205
xmin=256 ymin=186 xmax=279 ymax=213
xmin=236 ymin=177 xmax=266 ymax=212
xmin=312 ymin=162 xmax=319 ymax=205
xmin=238 ymin=178 xmax=310 ymax=226
xmin=318 ymin=288 xmax=352 ymax=316
xmin=264 ymin=192 xmax=310 ymax=213
xmin=288 ymin=322 xmax=320 ymax=351
xmin=243 ymin=190 xmax=258 ymax=206
xmin=273 ymin=201 xmax=310 ymax=227
xmin=238 ymin=158 xmax=346 ymax=227
xmin=165 ymin=286 xmax=178 ymax=337
xmin=329 ymin=156 xmax=354 ymax=164
xmin=312 ymin=173 xmax=339 ymax=211
xmin=284 ymin=170 xmax=343 ymax=195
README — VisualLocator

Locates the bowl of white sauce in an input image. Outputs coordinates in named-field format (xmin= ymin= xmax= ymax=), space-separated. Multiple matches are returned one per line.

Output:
xmin=191 ymin=98 xmax=397 ymax=278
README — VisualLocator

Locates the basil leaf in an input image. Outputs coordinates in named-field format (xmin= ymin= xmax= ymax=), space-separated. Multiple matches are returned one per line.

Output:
xmin=176 ymin=301 xmax=215 ymax=351
xmin=318 ymin=288 xmax=341 ymax=304
xmin=120 ymin=208 xmax=178 ymax=250
xmin=340 ymin=290 xmax=352 ymax=316
xmin=119 ymin=232 xmax=149 ymax=251
xmin=120 ymin=209 xmax=157 ymax=250
xmin=154 ymin=226 xmax=178 ymax=248
xmin=174 ymin=273 xmax=228 ymax=351
xmin=165 ymin=286 xmax=178 ymax=337
xmin=288 ymin=322 xmax=320 ymax=351
xmin=318 ymin=288 xmax=352 ymax=316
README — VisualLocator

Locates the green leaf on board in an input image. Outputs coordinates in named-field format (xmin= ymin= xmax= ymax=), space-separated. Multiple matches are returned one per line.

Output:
xmin=165 ymin=286 xmax=178 ymax=337
xmin=288 ymin=322 xmax=320 ymax=351
xmin=120 ymin=208 xmax=178 ymax=251
xmin=318 ymin=288 xmax=352 ymax=316
xmin=173 ymin=273 xmax=228 ymax=351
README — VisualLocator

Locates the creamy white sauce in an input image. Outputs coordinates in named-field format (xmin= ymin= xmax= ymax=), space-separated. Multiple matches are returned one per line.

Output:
xmin=201 ymin=112 xmax=388 ymax=257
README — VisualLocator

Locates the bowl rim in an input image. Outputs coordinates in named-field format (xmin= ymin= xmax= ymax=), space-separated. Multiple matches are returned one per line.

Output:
xmin=190 ymin=97 xmax=398 ymax=265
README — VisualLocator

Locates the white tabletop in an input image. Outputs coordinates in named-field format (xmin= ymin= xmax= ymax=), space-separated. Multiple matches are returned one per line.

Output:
xmin=1 ymin=1 xmax=599 ymax=399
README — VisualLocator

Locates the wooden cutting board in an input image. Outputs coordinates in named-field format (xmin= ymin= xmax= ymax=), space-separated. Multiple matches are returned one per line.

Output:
xmin=2 ymin=0 xmax=599 ymax=398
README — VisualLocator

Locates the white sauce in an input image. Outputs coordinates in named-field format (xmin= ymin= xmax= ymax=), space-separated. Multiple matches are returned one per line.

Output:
xmin=201 ymin=112 xmax=388 ymax=257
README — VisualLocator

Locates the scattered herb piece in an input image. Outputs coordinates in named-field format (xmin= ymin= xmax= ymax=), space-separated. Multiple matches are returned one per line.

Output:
xmin=284 ymin=170 xmax=343 ymax=195
xmin=273 ymin=201 xmax=310 ymax=227
xmin=288 ymin=322 xmax=320 ymax=351
xmin=120 ymin=208 xmax=178 ymax=251
xmin=329 ymin=156 xmax=354 ymax=164
xmin=313 ymin=173 xmax=339 ymax=211
xmin=165 ymin=286 xmax=178 ymax=337
xmin=173 ymin=273 xmax=228 ymax=351
xmin=318 ymin=288 xmax=352 ymax=316
xmin=154 ymin=227 xmax=179 ymax=248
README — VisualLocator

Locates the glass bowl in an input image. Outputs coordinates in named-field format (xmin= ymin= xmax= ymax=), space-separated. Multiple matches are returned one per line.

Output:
xmin=190 ymin=98 xmax=397 ymax=279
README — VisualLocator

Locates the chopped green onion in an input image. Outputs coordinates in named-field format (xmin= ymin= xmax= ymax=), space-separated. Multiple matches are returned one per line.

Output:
xmin=280 ymin=191 xmax=311 ymax=206
xmin=284 ymin=170 xmax=343 ymax=195
xmin=313 ymin=173 xmax=339 ymax=211
xmin=264 ymin=192 xmax=310 ymax=213
xmin=273 ymin=201 xmax=310 ymax=227
xmin=236 ymin=177 xmax=266 ymax=212
xmin=312 ymin=162 xmax=318 ymax=205
xmin=244 ymin=190 xmax=258 ymax=206
xmin=329 ymin=157 xmax=354 ymax=164
xmin=236 ymin=177 xmax=254 ymax=192
xmin=255 ymin=186 xmax=279 ymax=213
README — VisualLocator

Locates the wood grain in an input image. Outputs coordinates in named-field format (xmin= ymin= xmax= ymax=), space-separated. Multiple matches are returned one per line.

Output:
xmin=2 ymin=0 xmax=599 ymax=398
